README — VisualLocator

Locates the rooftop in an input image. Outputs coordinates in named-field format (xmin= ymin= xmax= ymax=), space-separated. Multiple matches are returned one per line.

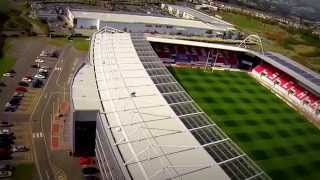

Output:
xmin=164 ymin=4 xmax=233 ymax=27
xmin=70 ymin=10 xmax=229 ymax=32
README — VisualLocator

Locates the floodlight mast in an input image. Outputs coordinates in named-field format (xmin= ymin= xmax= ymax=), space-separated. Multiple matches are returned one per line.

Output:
xmin=239 ymin=34 xmax=264 ymax=55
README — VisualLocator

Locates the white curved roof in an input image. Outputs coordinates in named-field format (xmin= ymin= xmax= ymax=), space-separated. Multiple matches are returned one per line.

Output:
xmin=92 ymin=31 xmax=230 ymax=180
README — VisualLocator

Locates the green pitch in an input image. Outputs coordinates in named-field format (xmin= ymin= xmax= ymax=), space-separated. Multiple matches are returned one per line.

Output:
xmin=170 ymin=67 xmax=320 ymax=180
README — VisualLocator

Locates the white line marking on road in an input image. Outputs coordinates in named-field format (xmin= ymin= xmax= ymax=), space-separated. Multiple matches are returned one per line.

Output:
xmin=45 ymin=170 xmax=50 ymax=180
xmin=30 ymin=46 xmax=69 ymax=180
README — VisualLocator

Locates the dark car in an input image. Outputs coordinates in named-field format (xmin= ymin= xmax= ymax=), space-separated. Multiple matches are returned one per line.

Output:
xmin=0 ymin=122 xmax=13 ymax=128
xmin=7 ymin=70 xmax=16 ymax=74
xmin=9 ymin=98 xmax=21 ymax=106
xmin=32 ymin=79 xmax=43 ymax=88
xmin=0 ymin=82 xmax=5 ymax=87
xmin=0 ymin=148 xmax=12 ymax=160
xmin=18 ymin=82 xmax=29 ymax=87
xmin=4 ymin=107 xmax=16 ymax=112
xmin=0 ymin=164 xmax=14 ymax=171
xmin=39 ymin=71 xmax=48 ymax=77
xmin=0 ymin=134 xmax=16 ymax=141
xmin=31 ymin=64 xmax=39 ymax=68
xmin=4 ymin=103 xmax=17 ymax=112
xmin=15 ymin=86 xmax=27 ymax=93
xmin=82 ymin=167 xmax=99 ymax=176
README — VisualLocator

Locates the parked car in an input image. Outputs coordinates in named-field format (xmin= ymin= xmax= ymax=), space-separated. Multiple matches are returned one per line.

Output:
xmin=0 ymin=148 xmax=12 ymax=160
xmin=38 ymin=68 xmax=48 ymax=73
xmin=0 ymin=164 xmax=14 ymax=171
xmin=0 ymin=129 xmax=13 ymax=136
xmin=40 ymin=66 xmax=49 ymax=70
xmin=0 ymin=134 xmax=15 ymax=141
xmin=9 ymin=98 xmax=21 ymax=106
xmin=35 ymin=58 xmax=44 ymax=63
xmin=15 ymin=86 xmax=27 ymax=92
xmin=34 ymin=74 xmax=45 ymax=79
xmin=7 ymin=70 xmax=16 ymax=74
xmin=21 ymin=77 xmax=32 ymax=83
xmin=4 ymin=103 xmax=17 ymax=112
xmin=11 ymin=145 xmax=29 ymax=152
xmin=2 ymin=73 xmax=13 ymax=77
xmin=32 ymin=79 xmax=43 ymax=88
xmin=0 ymin=122 xmax=13 ymax=128
xmin=31 ymin=64 xmax=39 ymax=68
xmin=18 ymin=82 xmax=29 ymax=87
xmin=82 ymin=167 xmax=99 ymax=176
xmin=0 ymin=170 xmax=12 ymax=178
xmin=12 ymin=92 xmax=24 ymax=98
xmin=40 ymin=50 xmax=49 ymax=57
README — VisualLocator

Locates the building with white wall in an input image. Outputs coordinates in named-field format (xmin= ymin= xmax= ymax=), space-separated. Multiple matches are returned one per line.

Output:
xmin=161 ymin=4 xmax=233 ymax=29
xmin=66 ymin=9 xmax=231 ymax=36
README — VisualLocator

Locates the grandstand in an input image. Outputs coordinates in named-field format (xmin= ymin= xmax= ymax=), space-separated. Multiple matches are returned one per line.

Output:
xmin=147 ymin=37 xmax=320 ymax=121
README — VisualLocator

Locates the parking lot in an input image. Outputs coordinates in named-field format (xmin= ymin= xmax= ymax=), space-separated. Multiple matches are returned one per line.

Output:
xmin=0 ymin=40 xmax=60 ymax=178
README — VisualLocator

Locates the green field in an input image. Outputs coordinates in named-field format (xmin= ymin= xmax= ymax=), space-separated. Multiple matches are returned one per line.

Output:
xmin=171 ymin=68 xmax=320 ymax=180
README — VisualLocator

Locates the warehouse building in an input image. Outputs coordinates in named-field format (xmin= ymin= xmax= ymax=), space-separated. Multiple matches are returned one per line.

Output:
xmin=66 ymin=9 xmax=233 ymax=36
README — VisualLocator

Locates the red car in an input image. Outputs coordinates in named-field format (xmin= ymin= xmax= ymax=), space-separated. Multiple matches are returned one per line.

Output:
xmin=79 ymin=157 xmax=94 ymax=166
xmin=15 ymin=86 xmax=27 ymax=93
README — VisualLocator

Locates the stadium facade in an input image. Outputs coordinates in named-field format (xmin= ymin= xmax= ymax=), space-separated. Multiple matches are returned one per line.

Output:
xmin=71 ymin=27 xmax=270 ymax=180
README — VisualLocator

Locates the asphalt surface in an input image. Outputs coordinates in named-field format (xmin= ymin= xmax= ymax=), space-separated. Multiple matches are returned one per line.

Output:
xmin=0 ymin=37 xmax=86 ymax=180
xmin=30 ymin=45 xmax=85 ymax=180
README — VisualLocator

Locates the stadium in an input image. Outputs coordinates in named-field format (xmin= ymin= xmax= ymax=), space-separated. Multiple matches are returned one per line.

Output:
xmin=70 ymin=11 xmax=320 ymax=180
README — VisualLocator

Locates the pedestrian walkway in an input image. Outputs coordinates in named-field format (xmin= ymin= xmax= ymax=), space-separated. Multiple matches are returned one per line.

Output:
xmin=51 ymin=101 xmax=69 ymax=150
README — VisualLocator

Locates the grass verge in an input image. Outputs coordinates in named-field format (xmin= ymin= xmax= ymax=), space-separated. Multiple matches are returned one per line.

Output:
xmin=13 ymin=163 xmax=34 ymax=180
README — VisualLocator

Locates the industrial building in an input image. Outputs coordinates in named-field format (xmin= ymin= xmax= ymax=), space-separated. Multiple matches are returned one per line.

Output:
xmin=66 ymin=9 xmax=233 ymax=36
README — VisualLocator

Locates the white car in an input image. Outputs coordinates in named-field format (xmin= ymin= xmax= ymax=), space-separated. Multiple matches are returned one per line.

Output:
xmin=2 ymin=73 xmax=13 ymax=77
xmin=12 ymin=145 xmax=29 ymax=152
xmin=34 ymin=74 xmax=45 ymax=79
xmin=40 ymin=66 xmax=49 ymax=69
xmin=38 ymin=68 xmax=48 ymax=73
xmin=21 ymin=77 xmax=32 ymax=83
xmin=35 ymin=58 xmax=44 ymax=63
xmin=40 ymin=50 xmax=49 ymax=57
xmin=0 ymin=129 xmax=11 ymax=135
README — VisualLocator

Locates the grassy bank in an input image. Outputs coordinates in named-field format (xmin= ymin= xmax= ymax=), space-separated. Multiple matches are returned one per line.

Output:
xmin=0 ymin=38 xmax=15 ymax=76
xmin=49 ymin=37 xmax=90 ymax=51
xmin=13 ymin=163 xmax=34 ymax=180
xmin=217 ymin=11 xmax=320 ymax=72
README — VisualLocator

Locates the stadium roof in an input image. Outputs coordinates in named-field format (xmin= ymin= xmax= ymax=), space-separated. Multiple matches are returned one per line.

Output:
xmin=71 ymin=63 xmax=101 ymax=111
xmin=164 ymin=4 xmax=234 ymax=27
xmin=82 ymin=27 xmax=269 ymax=180
xmin=146 ymin=36 xmax=320 ymax=95
xmin=70 ymin=10 xmax=229 ymax=32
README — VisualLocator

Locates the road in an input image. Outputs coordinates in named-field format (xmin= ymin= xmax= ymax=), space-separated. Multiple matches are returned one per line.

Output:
xmin=30 ymin=44 xmax=85 ymax=180
xmin=0 ymin=37 xmax=86 ymax=180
